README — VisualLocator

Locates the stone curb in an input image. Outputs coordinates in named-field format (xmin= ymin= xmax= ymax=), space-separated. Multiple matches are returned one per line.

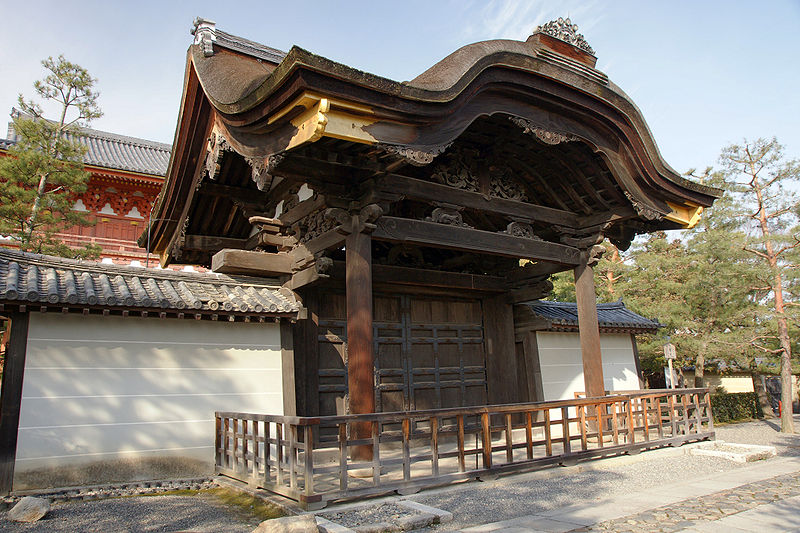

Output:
xmin=3 ymin=477 xmax=216 ymax=508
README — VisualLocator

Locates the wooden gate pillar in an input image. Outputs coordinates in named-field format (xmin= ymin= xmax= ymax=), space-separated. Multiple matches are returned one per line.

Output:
xmin=0 ymin=312 xmax=30 ymax=495
xmin=343 ymin=205 xmax=382 ymax=460
xmin=573 ymin=247 xmax=605 ymax=398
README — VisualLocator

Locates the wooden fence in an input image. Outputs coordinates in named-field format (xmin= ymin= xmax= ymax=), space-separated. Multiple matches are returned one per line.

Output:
xmin=215 ymin=388 xmax=713 ymax=509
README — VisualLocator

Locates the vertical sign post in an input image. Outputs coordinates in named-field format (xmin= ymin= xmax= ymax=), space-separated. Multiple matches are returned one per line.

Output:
xmin=663 ymin=343 xmax=677 ymax=389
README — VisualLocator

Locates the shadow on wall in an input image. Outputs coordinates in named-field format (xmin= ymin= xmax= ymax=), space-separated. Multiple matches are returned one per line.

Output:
xmin=14 ymin=314 xmax=284 ymax=490
xmin=14 ymin=456 xmax=211 ymax=491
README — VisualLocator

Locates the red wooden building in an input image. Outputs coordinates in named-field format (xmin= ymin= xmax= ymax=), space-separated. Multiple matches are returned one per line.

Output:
xmin=1 ymin=110 xmax=171 ymax=266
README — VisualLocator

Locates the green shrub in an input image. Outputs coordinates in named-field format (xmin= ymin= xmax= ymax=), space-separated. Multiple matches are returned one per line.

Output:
xmin=710 ymin=392 xmax=763 ymax=424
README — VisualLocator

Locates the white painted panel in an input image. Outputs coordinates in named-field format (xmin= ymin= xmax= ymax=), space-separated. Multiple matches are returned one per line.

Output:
xmin=17 ymin=314 xmax=283 ymax=472
xmin=536 ymin=331 xmax=640 ymax=401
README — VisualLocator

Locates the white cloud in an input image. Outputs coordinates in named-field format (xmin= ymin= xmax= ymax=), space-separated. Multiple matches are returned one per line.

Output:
xmin=461 ymin=0 xmax=604 ymax=41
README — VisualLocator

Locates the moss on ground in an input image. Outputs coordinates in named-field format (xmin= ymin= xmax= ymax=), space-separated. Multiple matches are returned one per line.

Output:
xmin=131 ymin=486 xmax=285 ymax=522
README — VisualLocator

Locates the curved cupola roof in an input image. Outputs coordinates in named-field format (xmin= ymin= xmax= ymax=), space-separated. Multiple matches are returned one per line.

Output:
xmin=145 ymin=17 xmax=720 ymax=267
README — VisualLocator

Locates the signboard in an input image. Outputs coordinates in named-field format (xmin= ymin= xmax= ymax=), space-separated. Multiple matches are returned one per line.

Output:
xmin=663 ymin=343 xmax=676 ymax=360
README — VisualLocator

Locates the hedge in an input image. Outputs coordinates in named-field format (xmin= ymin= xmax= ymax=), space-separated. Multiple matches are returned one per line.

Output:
xmin=710 ymin=392 xmax=764 ymax=424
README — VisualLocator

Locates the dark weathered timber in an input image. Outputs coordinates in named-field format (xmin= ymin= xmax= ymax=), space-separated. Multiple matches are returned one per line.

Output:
xmin=574 ymin=253 xmax=605 ymax=398
xmin=184 ymin=235 xmax=249 ymax=252
xmin=345 ymin=227 xmax=374 ymax=460
xmin=327 ymin=262 xmax=506 ymax=292
xmin=211 ymin=249 xmax=293 ymax=276
xmin=198 ymin=182 xmax=270 ymax=203
xmin=483 ymin=295 xmax=518 ymax=405
xmin=215 ymin=388 xmax=714 ymax=509
xmin=0 ymin=312 xmax=29 ymax=494
xmin=281 ymin=321 xmax=297 ymax=416
xmin=373 ymin=174 xmax=579 ymax=227
xmin=373 ymin=217 xmax=581 ymax=264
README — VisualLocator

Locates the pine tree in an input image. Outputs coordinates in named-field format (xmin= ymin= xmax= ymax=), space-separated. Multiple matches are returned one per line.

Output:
xmin=0 ymin=55 xmax=102 ymax=258
xmin=718 ymin=138 xmax=799 ymax=433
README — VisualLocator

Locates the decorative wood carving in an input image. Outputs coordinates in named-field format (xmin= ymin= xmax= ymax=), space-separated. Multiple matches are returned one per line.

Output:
xmin=426 ymin=207 xmax=470 ymax=227
xmin=623 ymin=192 xmax=664 ymax=221
xmin=430 ymin=148 xmax=528 ymax=201
xmin=430 ymin=151 xmax=480 ymax=192
xmin=298 ymin=210 xmax=336 ymax=244
xmin=505 ymin=221 xmax=542 ymax=240
xmin=535 ymin=17 xmax=595 ymax=55
xmin=281 ymin=184 xmax=302 ymax=213
xmin=246 ymin=154 xmax=284 ymax=191
xmin=204 ymin=132 xmax=231 ymax=180
xmin=386 ymin=244 xmax=425 ymax=267
xmin=586 ymin=244 xmax=605 ymax=267
xmin=489 ymin=170 xmax=528 ymax=201
xmin=379 ymin=142 xmax=452 ymax=166
xmin=509 ymin=117 xmax=579 ymax=145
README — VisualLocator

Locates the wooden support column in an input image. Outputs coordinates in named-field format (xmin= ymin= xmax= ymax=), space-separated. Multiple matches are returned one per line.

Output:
xmin=574 ymin=249 xmax=605 ymax=399
xmin=346 ymin=216 xmax=375 ymax=461
xmin=0 ymin=312 xmax=29 ymax=495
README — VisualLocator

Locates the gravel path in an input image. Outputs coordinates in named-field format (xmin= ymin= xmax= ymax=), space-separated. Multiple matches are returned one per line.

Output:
xmin=0 ymin=493 xmax=260 ymax=533
xmin=409 ymin=414 xmax=800 ymax=531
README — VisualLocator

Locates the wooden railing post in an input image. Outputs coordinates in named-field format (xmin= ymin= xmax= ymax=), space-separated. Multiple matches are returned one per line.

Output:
xmin=431 ymin=417 xmax=440 ymax=476
xmin=289 ymin=425 xmax=298 ymax=490
xmin=705 ymin=391 xmax=714 ymax=432
xmin=276 ymin=423 xmax=284 ymax=486
xmin=215 ymin=415 xmax=222 ymax=470
xmin=339 ymin=423 xmax=348 ymax=490
xmin=304 ymin=424 xmax=315 ymax=496
xmin=525 ymin=412 xmax=533 ymax=460
xmin=481 ymin=412 xmax=492 ymax=469
xmin=561 ymin=407 xmax=571 ymax=454
xmin=402 ymin=418 xmax=411 ymax=481
xmin=626 ymin=398 xmax=635 ymax=444
xmin=457 ymin=415 xmax=466 ymax=472
xmin=668 ymin=394 xmax=678 ymax=437
xmin=372 ymin=420 xmax=381 ymax=485
xmin=544 ymin=409 xmax=553 ymax=456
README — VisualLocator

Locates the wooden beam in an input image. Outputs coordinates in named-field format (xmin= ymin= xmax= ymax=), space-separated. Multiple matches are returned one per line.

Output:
xmin=574 ymin=253 xmax=605 ymax=398
xmin=372 ymin=217 xmax=581 ymax=265
xmin=483 ymin=295 xmax=518 ymax=405
xmin=374 ymin=174 xmax=579 ymax=227
xmin=0 ymin=312 xmax=29 ymax=494
xmin=183 ymin=235 xmax=248 ymax=252
xmin=211 ymin=249 xmax=293 ymax=276
xmin=280 ymin=321 xmax=297 ymax=416
xmin=328 ymin=262 xmax=506 ymax=292
xmin=198 ymin=182 xmax=270 ymax=204
xmin=346 ymin=227 xmax=374 ymax=460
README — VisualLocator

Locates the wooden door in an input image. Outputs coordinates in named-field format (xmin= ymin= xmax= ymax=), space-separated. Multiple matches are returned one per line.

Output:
xmin=315 ymin=292 xmax=488 ymax=417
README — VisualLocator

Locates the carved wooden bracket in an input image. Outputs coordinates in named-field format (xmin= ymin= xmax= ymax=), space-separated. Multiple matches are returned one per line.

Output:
xmin=378 ymin=142 xmax=452 ymax=166
xmin=204 ymin=132 xmax=232 ymax=180
xmin=246 ymin=154 xmax=284 ymax=191
xmin=426 ymin=207 xmax=470 ymax=227
xmin=509 ymin=117 xmax=580 ymax=145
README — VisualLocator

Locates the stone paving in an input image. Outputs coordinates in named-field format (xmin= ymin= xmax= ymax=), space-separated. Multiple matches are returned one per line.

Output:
xmin=582 ymin=470 xmax=800 ymax=532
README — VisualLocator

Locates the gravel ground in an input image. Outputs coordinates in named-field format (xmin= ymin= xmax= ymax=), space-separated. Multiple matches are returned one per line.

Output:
xmin=0 ymin=493 xmax=260 ymax=533
xmin=408 ymin=414 xmax=800 ymax=531
xmin=320 ymin=502 xmax=417 ymax=529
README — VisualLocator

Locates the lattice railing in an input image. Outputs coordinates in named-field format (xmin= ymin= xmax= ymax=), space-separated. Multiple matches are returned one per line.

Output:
xmin=215 ymin=388 xmax=713 ymax=509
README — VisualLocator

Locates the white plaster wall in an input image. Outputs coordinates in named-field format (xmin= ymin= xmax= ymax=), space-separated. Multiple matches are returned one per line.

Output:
xmin=536 ymin=331 xmax=641 ymax=401
xmin=16 ymin=314 xmax=283 ymax=474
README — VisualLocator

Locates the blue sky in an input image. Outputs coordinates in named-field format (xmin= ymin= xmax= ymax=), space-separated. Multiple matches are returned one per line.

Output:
xmin=1 ymin=0 xmax=798 ymax=173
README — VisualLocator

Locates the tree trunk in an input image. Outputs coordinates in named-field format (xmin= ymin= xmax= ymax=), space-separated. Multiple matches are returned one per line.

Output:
xmin=751 ymin=371 xmax=774 ymax=418
xmin=695 ymin=350 xmax=705 ymax=388
xmin=777 ymin=314 xmax=795 ymax=433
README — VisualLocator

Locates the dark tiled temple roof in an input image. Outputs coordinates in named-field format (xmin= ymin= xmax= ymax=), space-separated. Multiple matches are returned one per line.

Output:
xmin=524 ymin=299 xmax=661 ymax=332
xmin=0 ymin=249 xmax=300 ymax=316
xmin=215 ymin=28 xmax=287 ymax=63
xmin=5 ymin=110 xmax=171 ymax=176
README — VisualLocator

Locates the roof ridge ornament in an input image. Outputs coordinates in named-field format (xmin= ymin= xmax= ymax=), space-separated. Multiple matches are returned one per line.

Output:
xmin=534 ymin=17 xmax=595 ymax=56
xmin=191 ymin=17 xmax=217 ymax=57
